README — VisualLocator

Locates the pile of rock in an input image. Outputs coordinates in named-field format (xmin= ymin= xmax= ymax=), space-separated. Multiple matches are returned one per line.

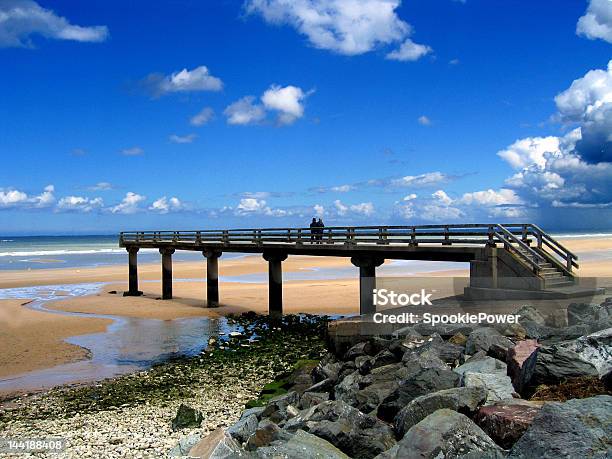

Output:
xmin=175 ymin=300 xmax=612 ymax=458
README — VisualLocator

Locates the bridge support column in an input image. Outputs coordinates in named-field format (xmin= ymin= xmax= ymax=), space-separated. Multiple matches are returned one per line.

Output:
xmin=203 ymin=250 xmax=222 ymax=307
xmin=125 ymin=248 xmax=143 ymax=296
xmin=160 ymin=248 xmax=175 ymax=300
xmin=263 ymin=252 xmax=288 ymax=319
xmin=351 ymin=256 xmax=385 ymax=315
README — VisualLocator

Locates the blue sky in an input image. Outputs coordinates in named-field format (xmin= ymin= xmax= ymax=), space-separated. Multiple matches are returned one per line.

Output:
xmin=1 ymin=0 xmax=611 ymax=234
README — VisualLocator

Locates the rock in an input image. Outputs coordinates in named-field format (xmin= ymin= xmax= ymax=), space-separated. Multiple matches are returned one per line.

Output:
xmin=603 ymin=369 xmax=612 ymax=391
xmin=466 ymin=327 xmax=514 ymax=355
xmin=507 ymin=339 xmax=539 ymax=394
xmin=284 ymin=400 xmax=396 ymax=459
xmin=311 ymin=354 xmax=341 ymax=383
xmin=171 ymin=403 xmax=204 ymax=431
xmin=516 ymin=305 xmax=546 ymax=325
xmin=168 ymin=433 xmax=201 ymax=456
xmin=355 ymin=355 xmax=373 ymax=375
xmin=533 ymin=345 xmax=598 ymax=386
xmin=337 ymin=361 xmax=357 ymax=380
xmin=261 ymin=392 xmax=300 ymax=424
xmin=246 ymin=420 xmax=282 ymax=450
xmin=390 ymin=326 xmax=423 ymax=340
xmin=508 ymin=395 xmax=612 ymax=458
xmin=463 ymin=372 xmax=516 ymax=405
xmin=495 ymin=322 xmax=527 ymax=340
xmin=414 ymin=323 xmax=475 ymax=338
xmin=377 ymin=367 xmax=460 ymax=422
xmin=299 ymin=392 xmax=329 ymax=409
xmin=449 ymin=332 xmax=468 ymax=346
xmin=454 ymin=355 xmax=507 ymax=379
xmin=334 ymin=370 xmax=363 ymax=406
xmin=567 ymin=302 xmax=598 ymax=326
xmin=560 ymin=327 xmax=612 ymax=376
xmin=344 ymin=341 xmax=369 ymax=361
xmin=474 ymin=401 xmax=542 ymax=449
xmin=545 ymin=309 xmax=568 ymax=328
xmin=240 ymin=406 xmax=265 ymax=420
xmin=228 ymin=414 xmax=258 ymax=444
xmin=370 ymin=349 xmax=398 ymax=370
xmin=344 ymin=339 xmax=390 ymax=361
xmin=351 ymin=364 xmax=411 ymax=413
xmin=304 ymin=378 xmax=335 ymax=394
xmin=393 ymin=387 xmax=488 ymax=438
xmin=188 ymin=428 xmax=244 ymax=458
xmin=520 ymin=320 xmax=555 ymax=340
xmin=254 ymin=429 xmax=350 ymax=459
xmin=378 ymin=409 xmax=503 ymax=459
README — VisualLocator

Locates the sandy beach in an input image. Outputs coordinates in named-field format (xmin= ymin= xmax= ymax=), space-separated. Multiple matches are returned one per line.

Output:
xmin=0 ymin=236 xmax=610 ymax=381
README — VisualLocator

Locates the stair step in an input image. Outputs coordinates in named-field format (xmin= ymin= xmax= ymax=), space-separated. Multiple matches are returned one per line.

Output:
xmin=546 ymin=278 xmax=573 ymax=286
xmin=542 ymin=272 xmax=563 ymax=278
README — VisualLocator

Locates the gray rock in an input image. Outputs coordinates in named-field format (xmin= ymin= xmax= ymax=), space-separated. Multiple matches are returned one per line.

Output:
xmin=466 ymin=327 xmax=514 ymax=355
xmin=171 ymin=403 xmax=204 ymax=431
xmin=454 ymin=355 xmax=507 ymax=379
xmin=168 ymin=433 xmax=201 ymax=456
xmin=413 ymin=323 xmax=475 ymax=338
xmin=228 ymin=414 xmax=259 ymax=445
xmin=463 ymin=372 xmax=516 ymax=405
xmin=299 ymin=392 xmax=329 ymax=409
xmin=393 ymin=387 xmax=488 ymax=438
xmin=377 ymin=409 xmax=503 ymax=459
xmin=261 ymin=392 xmax=300 ymax=424
xmin=312 ymin=358 xmax=341 ymax=384
xmin=189 ymin=428 xmax=245 ymax=458
xmin=246 ymin=419 xmax=282 ymax=450
xmin=334 ymin=370 xmax=362 ymax=406
xmin=560 ymin=327 xmax=612 ymax=376
xmin=254 ymin=429 xmax=350 ymax=459
xmin=240 ymin=406 xmax=266 ymax=421
xmin=509 ymin=395 xmax=612 ymax=458
xmin=355 ymin=355 xmax=373 ymax=375
xmin=370 ymin=349 xmax=398 ymax=370
xmin=304 ymin=378 xmax=335 ymax=393
xmin=516 ymin=305 xmax=546 ymax=325
xmin=377 ymin=367 xmax=460 ymax=422
xmin=567 ymin=302 xmax=599 ymax=326
xmin=284 ymin=400 xmax=396 ymax=459
xmin=350 ymin=364 xmax=410 ymax=414
xmin=533 ymin=345 xmax=598 ymax=385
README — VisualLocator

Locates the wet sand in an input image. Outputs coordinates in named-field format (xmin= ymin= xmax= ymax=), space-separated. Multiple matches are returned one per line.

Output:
xmin=0 ymin=299 xmax=112 ymax=378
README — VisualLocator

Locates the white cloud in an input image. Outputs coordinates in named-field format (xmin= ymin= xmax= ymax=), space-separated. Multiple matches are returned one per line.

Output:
xmin=0 ymin=189 xmax=28 ymax=207
xmin=390 ymin=171 xmax=448 ymax=187
xmin=224 ymin=96 xmax=266 ymax=125
xmin=169 ymin=133 xmax=197 ymax=144
xmin=0 ymin=184 xmax=54 ymax=209
xmin=149 ymin=196 xmax=184 ymax=214
xmin=32 ymin=184 xmax=55 ymax=208
xmin=497 ymin=135 xmax=560 ymax=169
xmin=190 ymin=107 xmax=214 ymax=126
xmin=350 ymin=202 xmax=374 ymax=216
xmin=403 ymin=193 xmax=417 ymax=201
xmin=111 ymin=192 xmax=146 ymax=214
xmin=417 ymin=115 xmax=431 ymax=126
xmin=0 ymin=0 xmax=108 ymax=48
xmin=261 ymin=85 xmax=308 ymax=125
xmin=386 ymin=38 xmax=431 ymax=61
xmin=314 ymin=204 xmax=325 ymax=217
xmin=57 ymin=196 xmax=103 ymax=212
xmin=121 ymin=146 xmax=144 ymax=156
xmin=432 ymin=189 xmax=453 ymax=205
xmin=333 ymin=199 xmax=349 ymax=216
xmin=331 ymin=184 xmax=353 ymax=192
xmin=142 ymin=66 xmax=223 ymax=97
xmin=577 ymin=0 xmax=612 ymax=43
xmin=449 ymin=58 xmax=460 ymax=65
xmin=88 ymin=182 xmax=113 ymax=191
xmin=459 ymin=188 xmax=523 ymax=206
xmin=245 ymin=0 xmax=431 ymax=60
xmin=233 ymin=197 xmax=289 ymax=217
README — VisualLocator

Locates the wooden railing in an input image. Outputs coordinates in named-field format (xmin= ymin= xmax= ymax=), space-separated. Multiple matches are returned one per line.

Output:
xmin=119 ymin=223 xmax=578 ymax=273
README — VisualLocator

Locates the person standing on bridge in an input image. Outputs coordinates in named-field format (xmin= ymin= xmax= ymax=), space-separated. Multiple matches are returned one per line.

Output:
xmin=309 ymin=217 xmax=317 ymax=244
xmin=316 ymin=218 xmax=325 ymax=243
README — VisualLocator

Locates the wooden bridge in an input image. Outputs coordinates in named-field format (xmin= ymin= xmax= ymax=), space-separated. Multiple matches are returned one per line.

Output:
xmin=118 ymin=223 xmax=581 ymax=316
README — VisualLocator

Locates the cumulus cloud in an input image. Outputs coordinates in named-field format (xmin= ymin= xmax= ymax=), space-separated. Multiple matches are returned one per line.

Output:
xmin=121 ymin=146 xmax=144 ymax=156
xmin=390 ymin=171 xmax=449 ymax=188
xmin=233 ymin=198 xmax=289 ymax=217
xmin=190 ymin=107 xmax=214 ymax=126
xmin=224 ymin=96 xmax=266 ymax=125
xmin=417 ymin=115 xmax=432 ymax=126
xmin=245 ymin=0 xmax=431 ymax=60
xmin=111 ymin=192 xmax=146 ymax=214
xmin=169 ymin=133 xmax=197 ymax=144
xmin=141 ymin=66 xmax=223 ymax=98
xmin=57 ymin=196 xmax=103 ymax=212
xmin=0 ymin=0 xmax=108 ymax=48
xmin=333 ymin=199 xmax=374 ymax=216
xmin=386 ymin=38 xmax=431 ymax=61
xmin=0 ymin=184 xmax=54 ymax=209
xmin=261 ymin=85 xmax=308 ymax=125
xmin=0 ymin=189 xmax=28 ymax=208
xmin=577 ymin=0 xmax=612 ymax=43
xmin=149 ymin=196 xmax=184 ymax=214
xmin=313 ymin=204 xmax=325 ymax=217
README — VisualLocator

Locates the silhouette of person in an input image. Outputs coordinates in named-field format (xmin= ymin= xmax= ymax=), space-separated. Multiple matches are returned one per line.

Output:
xmin=317 ymin=218 xmax=325 ymax=243
xmin=309 ymin=217 xmax=317 ymax=244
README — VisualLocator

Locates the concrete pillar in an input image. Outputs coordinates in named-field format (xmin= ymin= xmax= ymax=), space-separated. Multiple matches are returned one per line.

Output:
xmin=160 ymin=248 xmax=175 ymax=300
xmin=351 ymin=256 xmax=384 ymax=315
xmin=203 ymin=250 xmax=222 ymax=307
xmin=125 ymin=247 xmax=142 ymax=296
xmin=263 ymin=252 xmax=288 ymax=319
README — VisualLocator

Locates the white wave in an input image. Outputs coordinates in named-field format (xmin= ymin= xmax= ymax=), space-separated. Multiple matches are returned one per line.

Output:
xmin=552 ymin=233 xmax=612 ymax=239
xmin=0 ymin=248 xmax=158 ymax=257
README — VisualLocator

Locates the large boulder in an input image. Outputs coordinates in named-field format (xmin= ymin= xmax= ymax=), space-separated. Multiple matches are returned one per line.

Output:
xmin=567 ymin=302 xmax=599 ymax=326
xmin=516 ymin=305 xmax=546 ymax=325
xmin=508 ymin=395 xmax=612 ymax=458
xmin=463 ymin=372 xmax=516 ymax=405
xmin=377 ymin=409 xmax=503 ymax=459
xmin=284 ymin=400 xmax=396 ymax=459
xmin=533 ymin=345 xmax=598 ymax=386
xmin=254 ymin=429 xmax=350 ymax=459
xmin=260 ymin=391 xmax=300 ymax=424
xmin=312 ymin=355 xmax=342 ymax=383
xmin=171 ymin=403 xmax=204 ymax=431
xmin=227 ymin=414 xmax=259 ymax=445
xmin=474 ymin=401 xmax=542 ymax=449
xmin=560 ymin=327 xmax=612 ymax=376
xmin=188 ymin=428 xmax=245 ymax=458
xmin=454 ymin=355 xmax=506 ymax=379
xmin=393 ymin=387 xmax=488 ymax=438
xmin=507 ymin=339 xmax=540 ymax=393
xmin=466 ymin=327 xmax=514 ymax=355
xmin=377 ymin=367 xmax=460 ymax=422
xmin=299 ymin=392 xmax=329 ymax=410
